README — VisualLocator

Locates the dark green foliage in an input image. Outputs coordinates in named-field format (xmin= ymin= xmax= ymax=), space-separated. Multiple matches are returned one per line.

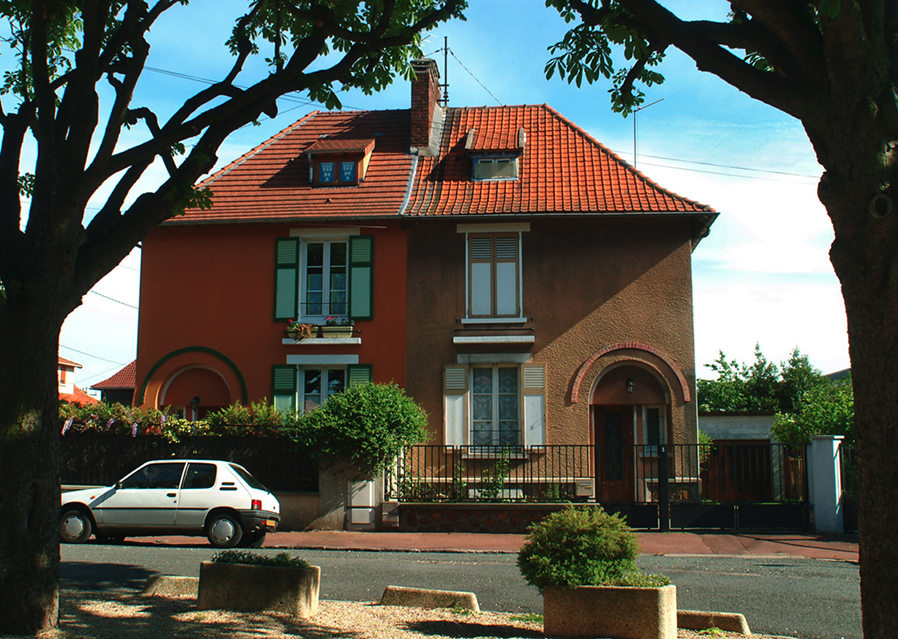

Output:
xmin=517 ymin=507 xmax=651 ymax=592
xmin=288 ymin=383 xmax=429 ymax=474
xmin=212 ymin=550 xmax=310 ymax=569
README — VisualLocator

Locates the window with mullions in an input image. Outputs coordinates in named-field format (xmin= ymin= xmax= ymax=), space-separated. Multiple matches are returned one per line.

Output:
xmin=301 ymin=368 xmax=346 ymax=414
xmin=303 ymin=241 xmax=347 ymax=319
xmin=468 ymin=233 xmax=521 ymax=318
xmin=471 ymin=366 xmax=520 ymax=446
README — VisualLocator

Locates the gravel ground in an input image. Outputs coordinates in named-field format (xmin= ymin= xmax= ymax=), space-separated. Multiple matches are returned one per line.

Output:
xmin=21 ymin=588 xmax=793 ymax=639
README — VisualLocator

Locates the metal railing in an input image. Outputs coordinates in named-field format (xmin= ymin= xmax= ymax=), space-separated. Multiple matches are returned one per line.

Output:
xmin=385 ymin=442 xmax=807 ymax=505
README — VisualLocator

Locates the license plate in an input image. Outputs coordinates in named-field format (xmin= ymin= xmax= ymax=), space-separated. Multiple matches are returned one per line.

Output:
xmin=265 ymin=519 xmax=277 ymax=528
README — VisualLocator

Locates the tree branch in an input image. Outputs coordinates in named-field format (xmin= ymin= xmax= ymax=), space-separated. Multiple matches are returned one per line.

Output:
xmin=614 ymin=0 xmax=808 ymax=118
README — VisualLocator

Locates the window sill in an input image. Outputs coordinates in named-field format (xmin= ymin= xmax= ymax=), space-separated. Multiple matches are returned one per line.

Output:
xmin=461 ymin=317 xmax=527 ymax=325
xmin=282 ymin=338 xmax=361 ymax=345
xmin=453 ymin=335 xmax=535 ymax=345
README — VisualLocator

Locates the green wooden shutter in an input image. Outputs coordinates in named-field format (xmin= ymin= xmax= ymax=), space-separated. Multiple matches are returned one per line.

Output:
xmin=348 ymin=235 xmax=373 ymax=320
xmin=444 ymin=365 xmax=468 ymax=446
xmin=347 ymin=364 xmax=372 ymax=388
xmin=274 ymin=238 xmax=299 ymax=320
xmin=272 ymin=365 xmax=297 ymax=412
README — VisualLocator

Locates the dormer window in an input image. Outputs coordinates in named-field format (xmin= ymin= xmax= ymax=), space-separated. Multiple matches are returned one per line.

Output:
xmin=465 ymin=127 xmax=525 ymax=182
xmin=306 ymin=137 xmax=374 ymax=187
xmin=473 ymin=156 xmax=518 ymax=181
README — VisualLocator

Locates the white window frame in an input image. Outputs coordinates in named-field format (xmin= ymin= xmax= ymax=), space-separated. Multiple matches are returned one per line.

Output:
xmin=473 ymin=155 xmax=519 ymax=181
xmin=290 ymin=228 xmax=359 ymax=324
xmin=298 ymin=367 xmax=347 ymax=414
xmin=469 ymin=365 xmax=522 ymax=448
xmin=458 ymin=223 xmax=528 ymax=322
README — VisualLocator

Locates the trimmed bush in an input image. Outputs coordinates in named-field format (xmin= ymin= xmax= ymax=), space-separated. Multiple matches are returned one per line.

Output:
xmin=517 ymin=506 xmax=668 ymax=592
xmin=288 ymin=382 xmax=429 ymax=474
xmin=212 ymin=550 xmax=310 ymax=569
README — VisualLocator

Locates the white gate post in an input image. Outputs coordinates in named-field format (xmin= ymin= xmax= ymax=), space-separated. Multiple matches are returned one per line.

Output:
xmin=807 ymin=435 xmax=844 ymax=534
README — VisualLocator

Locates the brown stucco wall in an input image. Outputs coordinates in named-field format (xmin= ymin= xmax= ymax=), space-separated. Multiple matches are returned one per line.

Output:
xmin=404 ymin=216 xmax=698 ymax=447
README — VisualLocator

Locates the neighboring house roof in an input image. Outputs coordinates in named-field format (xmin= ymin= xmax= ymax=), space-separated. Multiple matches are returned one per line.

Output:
xmin=58 ymin=356 xmax=82 ymax=369
xmin=91 ymin=360 xmax=137 ymax=391
xmin=60 ymin=386 xmax=100 ymax=406
xmin=170 ymin=62 xmax=715 ymax=242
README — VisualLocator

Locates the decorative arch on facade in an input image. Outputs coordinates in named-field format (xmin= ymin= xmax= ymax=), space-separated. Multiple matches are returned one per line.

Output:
xmin=570 ymin=342 xmax=691 ymax=405
xmin=138 ymin=347 xmax=248 ymax=407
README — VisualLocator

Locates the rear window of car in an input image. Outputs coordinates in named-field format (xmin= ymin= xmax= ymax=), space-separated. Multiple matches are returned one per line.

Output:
xmin=229 ymin=464 xmax=268 ymax=491
xmin=182 ymin=463 xmax=217 ymax=489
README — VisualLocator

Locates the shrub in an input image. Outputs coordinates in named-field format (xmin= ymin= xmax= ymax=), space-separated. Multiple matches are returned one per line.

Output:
xmin=517 ymin=506 xmax=668 ymax=592
xmin=212 ymin=550 xmax=311 ymax=569
xmin=288 ymin=383 xmax=429 ymax=474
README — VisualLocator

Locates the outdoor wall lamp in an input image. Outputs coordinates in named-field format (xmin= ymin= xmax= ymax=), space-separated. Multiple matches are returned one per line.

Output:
xmin=626 ymin=379 xmax=634 ymax=393
xmin=190 ymin=396 xmax=200 ymax=410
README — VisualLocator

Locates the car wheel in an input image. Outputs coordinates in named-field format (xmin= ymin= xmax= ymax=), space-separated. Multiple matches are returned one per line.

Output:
xmin=59 ymin=509 xmax=92 ymax=544
xmin=239 ymin=531 xmax=267 ymax=548
xmin=206 ymin=513 xmax=243 ymax=548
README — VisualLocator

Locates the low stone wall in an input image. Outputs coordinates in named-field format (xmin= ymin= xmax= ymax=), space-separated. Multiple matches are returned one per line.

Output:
xmin=398 ymin=503 xmax=568 ymax=533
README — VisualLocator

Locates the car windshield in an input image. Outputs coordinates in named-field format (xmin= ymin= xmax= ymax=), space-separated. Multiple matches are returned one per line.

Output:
xmin=229 ymin=464 xmax=269 ymax=492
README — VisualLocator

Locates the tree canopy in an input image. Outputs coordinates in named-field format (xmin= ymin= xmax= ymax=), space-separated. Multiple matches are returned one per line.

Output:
xmin=698 ymin=345 xmax=855 ymax=444
xmin=0 ymin=1 xmax=465 ymax=635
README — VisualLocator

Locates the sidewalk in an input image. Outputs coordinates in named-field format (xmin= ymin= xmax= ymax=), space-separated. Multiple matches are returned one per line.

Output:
xmin=143 ymin=530 xmax=859 ymax=562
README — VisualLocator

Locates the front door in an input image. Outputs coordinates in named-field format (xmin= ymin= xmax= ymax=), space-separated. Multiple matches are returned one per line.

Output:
xmin=594 ymin=406 xmax=634 ymax=502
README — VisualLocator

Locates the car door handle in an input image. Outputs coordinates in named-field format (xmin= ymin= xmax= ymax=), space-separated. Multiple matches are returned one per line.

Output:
xmin=166 ymin=493 xmax=176 ymax=498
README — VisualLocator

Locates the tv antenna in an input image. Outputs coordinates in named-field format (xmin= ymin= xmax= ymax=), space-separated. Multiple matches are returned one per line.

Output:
xmin=633 ymin=98 xmax=663 ymax=168
xmin=440 ymin=36 xmax=449 ymax=107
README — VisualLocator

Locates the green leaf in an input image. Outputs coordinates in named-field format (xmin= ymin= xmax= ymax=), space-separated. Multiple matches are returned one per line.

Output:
xmin=819 ymin=0 xmax=841 ymax=20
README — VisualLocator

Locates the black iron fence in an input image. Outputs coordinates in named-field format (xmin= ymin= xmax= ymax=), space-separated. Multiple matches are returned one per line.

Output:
xmin=385 ymin=442 xmax=807 ymax=506
xmin=61 ymin=434 xmax=318 ymax=492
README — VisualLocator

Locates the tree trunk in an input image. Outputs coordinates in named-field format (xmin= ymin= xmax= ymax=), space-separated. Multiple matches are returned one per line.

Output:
xmin=0 ymin=305 xmax=65 ymax=634
xmin=822 ymin=157 xmax=898 ymax=639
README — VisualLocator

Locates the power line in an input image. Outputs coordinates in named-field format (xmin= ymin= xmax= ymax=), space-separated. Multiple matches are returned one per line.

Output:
xmin=59 ymin=344 xmax=126 ymax=366
xmin=87 ymin=290 xmax=139 ymax=309
xmin=637 ymin=152 xmax=819 ymax=179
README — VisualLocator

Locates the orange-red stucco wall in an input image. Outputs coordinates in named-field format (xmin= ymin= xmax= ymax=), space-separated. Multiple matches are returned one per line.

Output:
xmin=135 ymin=222 xmax=407 ymax=411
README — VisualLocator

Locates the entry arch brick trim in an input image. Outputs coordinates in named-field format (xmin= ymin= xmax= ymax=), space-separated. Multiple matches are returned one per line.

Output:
xmin=571 ymin=342 xmax=691 ymax=404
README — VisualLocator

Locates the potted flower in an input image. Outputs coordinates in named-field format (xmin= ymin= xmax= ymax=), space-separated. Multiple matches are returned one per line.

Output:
xmin=517 ymin=506 xmax=675 ymax=639
xmin=320 ymin=316 xmax=354 ymax=338
xmin=287 ymin=319 xmax=314 ymax=341
xmin=197 ymin=550 xmax=320 ymax=617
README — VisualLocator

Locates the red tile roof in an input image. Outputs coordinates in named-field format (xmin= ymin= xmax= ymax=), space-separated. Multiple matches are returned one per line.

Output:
xmin=405 ymin=105 xmax=711 ymax=217
xmin=172 ymin=110 xmax=414 ymax=223
xmin=173 ymin=103 xmax=714 ymax=234
xmin=91 ymin=361 xmax=136 ymax=391
xmin=60 ymin=386 xmax=100 ymax=406
xmin=58 ymin=357 xmax=82 ymax=369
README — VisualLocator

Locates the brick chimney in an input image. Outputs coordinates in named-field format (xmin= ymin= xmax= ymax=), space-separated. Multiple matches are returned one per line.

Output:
xmin=410 ymin=59 xmax=441 ymax=151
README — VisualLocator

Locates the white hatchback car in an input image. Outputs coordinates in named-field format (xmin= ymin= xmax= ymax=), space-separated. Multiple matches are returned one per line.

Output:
xmin=60 ymin=459 xmax=280 ymax=548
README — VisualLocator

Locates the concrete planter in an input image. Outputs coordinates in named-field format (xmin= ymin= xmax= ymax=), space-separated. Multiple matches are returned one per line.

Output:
xmin=543 ymin=584 xmax=677 ymax=639
xmin=197 ymin=561 xmax=320 ymax=617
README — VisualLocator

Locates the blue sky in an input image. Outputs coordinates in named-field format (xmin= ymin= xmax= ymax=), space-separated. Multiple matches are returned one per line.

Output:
xmin=48 ymin=1 xmax=849 ymax=391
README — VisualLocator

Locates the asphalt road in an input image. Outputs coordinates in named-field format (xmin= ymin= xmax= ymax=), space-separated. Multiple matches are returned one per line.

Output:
xmin=61 ymin=543 xmax=861 ymax=639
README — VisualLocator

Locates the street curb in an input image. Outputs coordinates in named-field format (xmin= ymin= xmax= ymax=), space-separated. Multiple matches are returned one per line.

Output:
xmin=380 ymin=586 xmax=480 ymax=612
xmin=678 ymin=609 xmax=751 ymax=635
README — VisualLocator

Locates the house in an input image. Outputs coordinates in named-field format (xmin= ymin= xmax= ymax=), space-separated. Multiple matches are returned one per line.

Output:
xmin=58 ymin=357 xmax=99 ymax=405
xmin=134 ymin=59 xmax=715 ymax=510
xmin=91 ymin=360 xmax=136 ymax=405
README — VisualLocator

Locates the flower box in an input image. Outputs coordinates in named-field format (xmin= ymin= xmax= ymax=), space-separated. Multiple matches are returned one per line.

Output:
xmin=197 ymin=561 xmax=320 ymax=617
xmin=320 ymin=325 xmax=353 ymax=338
xmin=542 ymin=584 xmax=677 ymax=639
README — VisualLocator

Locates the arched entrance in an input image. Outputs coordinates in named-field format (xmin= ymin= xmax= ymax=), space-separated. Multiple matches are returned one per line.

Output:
xmin=591 ymin=364 xmax=669 ymax=502
xmin=161 ymin=367 xmax=232 ymax=420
